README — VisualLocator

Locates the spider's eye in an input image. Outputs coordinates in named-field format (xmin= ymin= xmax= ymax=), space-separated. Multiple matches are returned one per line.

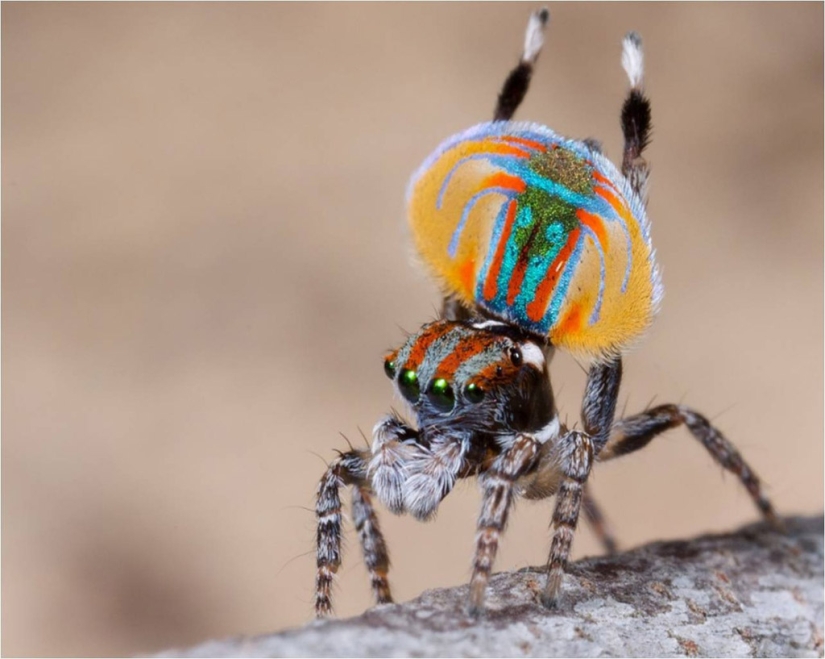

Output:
xmin=464 ymin=382 xmax=485 ymax=404
xmin=399 ymin=368 xmax=420 ymax=402
xmin=384 ymin=358 xmax=396 ymax=379
xmin=427 ymin=377 xmax=455 ymax=412
xmin=509 ymin=346 xmax=523 ymax=367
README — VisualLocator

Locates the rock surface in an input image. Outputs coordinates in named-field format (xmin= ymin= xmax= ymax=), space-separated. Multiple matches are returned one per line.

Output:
xmin=156 ymin=516 xmax=823 ymax=658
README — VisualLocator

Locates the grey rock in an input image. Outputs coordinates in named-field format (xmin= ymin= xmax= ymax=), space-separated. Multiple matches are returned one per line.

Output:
xmin=155 ymin=516 xmax=824 ymax=658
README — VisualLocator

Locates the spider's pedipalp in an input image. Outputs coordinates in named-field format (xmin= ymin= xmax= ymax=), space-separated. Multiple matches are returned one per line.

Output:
xmin=402 ymin=436 xmax=468 ymax=520
xmin=368 ymin=413 xmax=422 ymax=514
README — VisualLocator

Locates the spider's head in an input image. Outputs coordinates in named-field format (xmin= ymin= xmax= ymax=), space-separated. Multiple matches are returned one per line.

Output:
xmin=383 ymin=319 xmax=556 ymax=438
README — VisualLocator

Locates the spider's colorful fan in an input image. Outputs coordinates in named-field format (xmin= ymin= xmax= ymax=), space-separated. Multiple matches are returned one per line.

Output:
xmin=407 ymin=121 xmax=663 ymax=360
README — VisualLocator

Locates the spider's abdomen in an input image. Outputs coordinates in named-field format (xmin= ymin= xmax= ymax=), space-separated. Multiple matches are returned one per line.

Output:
xmin=407 ymin=121 xmax=663 ymax=359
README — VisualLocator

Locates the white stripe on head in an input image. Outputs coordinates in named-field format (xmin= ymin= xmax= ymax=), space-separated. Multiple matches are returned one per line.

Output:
xmin=520 ymin=342 xmax=545 ymax=369
xmin=471 ymin=319 xmax=507 ymax=331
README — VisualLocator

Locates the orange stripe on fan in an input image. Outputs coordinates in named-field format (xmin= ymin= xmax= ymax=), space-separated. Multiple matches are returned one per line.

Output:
xmin=483 ymin=200 xmax=518 ymax=302
xmin=481 ymin=172 xmax=526 ymax=194
xmin=576 ymin=209 xmax=609 ymax=252
xmin=525 ymin=227 xmax=582 ymax=323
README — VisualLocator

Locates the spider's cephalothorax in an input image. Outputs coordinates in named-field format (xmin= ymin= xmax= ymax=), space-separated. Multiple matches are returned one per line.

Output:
xmin=313 ymin=8 xmax=779 ymax=618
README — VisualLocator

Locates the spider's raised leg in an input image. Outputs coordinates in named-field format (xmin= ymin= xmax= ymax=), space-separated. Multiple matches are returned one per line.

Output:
xmin=469 ymin=434 xmax=543 ymax=614
xmin=494 ymin=7 xmax=550 ymax=121
xmin=599 ymin=404 xmax=780 ymax=527
xmin=543 ymin=358 xmax=622 ymax=607
xmin=582 ymin=487 xmax=618 ymax=554
xmin=620 ymin=32 xmax=652 ymax=198
xmin=315 ymin=449 xmax=392 ymax=617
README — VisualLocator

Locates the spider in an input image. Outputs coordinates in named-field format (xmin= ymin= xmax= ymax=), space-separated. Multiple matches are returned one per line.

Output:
xmin=314 ymin=8 xmax=779 ymax=618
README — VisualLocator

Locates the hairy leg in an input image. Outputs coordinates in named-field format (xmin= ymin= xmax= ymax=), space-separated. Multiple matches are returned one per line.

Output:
xmin=543 ymin=430 xmax=594 ymax=607
xmin=469 ymin=434 xmax=542 ymax=614
xmin=315 ymin=450 xmax=392 ymax=617
xmin=494 ymin=8 xmax=550 ymax=121
xmin=582 ymin=487 xmax=618 ymax=554
xmin=619 ymin=32 xmax=652 ymax=198
xmin=543 ymin=358 xmax=622 ymax=606
xmin=599 ymin=404 xmax=780 ymax=526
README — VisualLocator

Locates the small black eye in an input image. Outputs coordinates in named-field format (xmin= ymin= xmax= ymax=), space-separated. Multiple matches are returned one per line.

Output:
xmin=509 ymin=346 xmax=523 ymax=367
xmin=464 ymin=382 xmax=485 ymax=404
xmin=384 ymin=358 xmax=396 ymax=379
xmin=399 ymin=368 xmax=420 ymax=402
xmin=427 ymin=377 xmax=455 ymax=412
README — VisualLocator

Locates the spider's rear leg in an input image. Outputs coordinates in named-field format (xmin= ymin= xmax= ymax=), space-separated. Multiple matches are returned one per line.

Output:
xmin=315 ymin=449 xmax=392 ymax=617
xmin=469 ymin=434 xmax=542 ymax=614
xmin=599 ymin=404 xmax=780 ymax=528
xmin=582 ymin=487 xmax=618 ymax=554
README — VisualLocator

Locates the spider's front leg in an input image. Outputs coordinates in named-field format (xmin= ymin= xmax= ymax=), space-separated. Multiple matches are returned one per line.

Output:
xmin=469 ymin=434 xmax=543 ymax=614
xmin=315 ymin=449 xmax=392 ymax=617
xmin=542 ymin=358 xmax=622 ymax=607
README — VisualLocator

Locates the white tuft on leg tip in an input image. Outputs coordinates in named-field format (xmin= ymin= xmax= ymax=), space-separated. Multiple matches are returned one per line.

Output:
xmin=621 ymin=31 xmax=644 ymax=89
xmin=523 ymin=7 xmax=550 ymax=65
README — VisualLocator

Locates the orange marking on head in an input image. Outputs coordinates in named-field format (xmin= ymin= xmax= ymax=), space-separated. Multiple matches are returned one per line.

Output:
xmin=433 ymin=335 xmax=495 ymax=379
xmin=483 ymin=200 xmax=519 ymax=302
xmin=525 ymin=227 xmax=582 ymax=323
xmin=576 ymin=209 xmax=609 ymax=252
xmin=406 ymin=323 xmax=455 ymax=369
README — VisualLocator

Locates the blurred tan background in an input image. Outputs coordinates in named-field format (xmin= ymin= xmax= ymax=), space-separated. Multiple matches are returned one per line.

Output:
xmin=3 ymin=3 xmax=822 ymax=657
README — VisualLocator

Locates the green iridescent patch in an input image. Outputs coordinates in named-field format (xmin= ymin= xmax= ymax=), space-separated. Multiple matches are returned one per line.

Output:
xmin=529 ymin=148 xmax=593 ymax=196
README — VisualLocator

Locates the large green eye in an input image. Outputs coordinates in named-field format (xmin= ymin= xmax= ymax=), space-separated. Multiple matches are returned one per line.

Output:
xmin=384 ymin=358 xmax=396 ymax=379
xmin=399 ymin=368 xmax=420 ymax=402
xmin=464 ymin=382 xmax=485 ymax=404
xmin=427 ymin=377 xmax=455 ymax=412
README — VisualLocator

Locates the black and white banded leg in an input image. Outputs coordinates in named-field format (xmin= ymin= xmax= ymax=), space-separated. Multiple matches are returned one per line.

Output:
xmin=599 ymin=404 xmax=780 ymax=527
xmin=469 ymin=434 xmax=542 ymax=614
xmin=315 ymin=450 xmax=392 ymax=617
xmin=542 ymin=358 xmax=622 ymax=607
